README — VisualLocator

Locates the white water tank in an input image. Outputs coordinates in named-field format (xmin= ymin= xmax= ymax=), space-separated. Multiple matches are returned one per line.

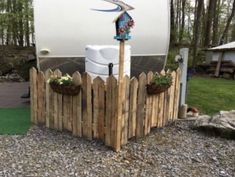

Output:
xmin=85 ymin=45 xmax=131 ymax=80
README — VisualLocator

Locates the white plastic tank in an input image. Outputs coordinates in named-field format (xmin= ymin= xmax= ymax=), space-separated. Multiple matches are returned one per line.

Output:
xmin=85 ymin=45 xmax=131 ymax=80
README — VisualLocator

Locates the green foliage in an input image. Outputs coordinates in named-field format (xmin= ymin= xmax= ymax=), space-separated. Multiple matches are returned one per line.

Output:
xmin=187 ymin=77 xmax=235 ymax=115
xmin=0 ymin=0 xmax=34 ymax=46
xmin=48 ymin=74 xmax=74 ymax=86
xmin=0 ymin=107 xmax=30 ymax=135
xmin=151 ymin=73 xmax=173 ymax=86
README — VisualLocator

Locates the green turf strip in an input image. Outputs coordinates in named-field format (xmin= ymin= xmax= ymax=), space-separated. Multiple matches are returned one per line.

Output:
xmin=0 ymin=107 xmax=31 ymax=135
xmin=187 ymin=77 xmax=235 ymax=115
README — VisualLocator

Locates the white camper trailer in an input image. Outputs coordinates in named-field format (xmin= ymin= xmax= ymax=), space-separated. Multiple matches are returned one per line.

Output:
xmin=34 ymin=0 xmax=170 ymax=76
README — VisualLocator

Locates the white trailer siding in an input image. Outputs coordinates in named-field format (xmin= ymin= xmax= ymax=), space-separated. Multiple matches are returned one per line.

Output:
xmin=34 ymin=0 xmax=170 ymax=58
xmin=34 ymin=0 xmax=170 ymax=76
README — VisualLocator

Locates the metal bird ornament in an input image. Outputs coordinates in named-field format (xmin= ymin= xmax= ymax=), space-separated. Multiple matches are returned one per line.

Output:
xmin=92 ymin=0 xmax=134 ymax=12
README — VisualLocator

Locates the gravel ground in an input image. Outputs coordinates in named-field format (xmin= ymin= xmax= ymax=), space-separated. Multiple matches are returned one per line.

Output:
xmin=0 ymin=120 xmax=234 ymax=177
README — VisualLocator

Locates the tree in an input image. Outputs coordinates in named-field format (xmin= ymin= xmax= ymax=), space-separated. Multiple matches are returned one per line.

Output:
xmin=192 ymin=0 xmax=204 ymax=68
xmin=219 ymin=0 xmax=235 ymax=45
xmin=204 ymin=0 xmax=216 ymax=47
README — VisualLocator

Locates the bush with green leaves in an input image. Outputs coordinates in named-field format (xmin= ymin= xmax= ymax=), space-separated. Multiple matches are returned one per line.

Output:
xmin=151 ymin=73 xmax=173 ymax=86
xmin=48 ymin=74 xmax=73 ymax=86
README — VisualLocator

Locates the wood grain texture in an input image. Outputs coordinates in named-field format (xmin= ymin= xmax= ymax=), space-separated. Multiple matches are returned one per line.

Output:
xmin=45 ymin=69 xmax=53 ymax=128
xmin=72 ymin=72 xmax=82 ymax=137
xmin=136 ymin=73 xmax=147 ymax=138
xmin=82 ymin=73 xmax=92 ymax=140
xmin=121 ymin=76 xmax=130 ymax=145
xmin=93 ymin=77 xmax=105 ymax=140
xmin=145 ymin=72 xmax=153 ymax=134
xmin=128 ymin=77 xmax=138 ymax=139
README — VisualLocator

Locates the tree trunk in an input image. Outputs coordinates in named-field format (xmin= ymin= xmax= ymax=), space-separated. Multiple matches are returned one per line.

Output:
xmin=192 ymin=0 xmax=204 ymax=68
xmin=219 ymin=0 xmax=235 ymax=45
xmin=204 ymin=0 xmax=216 ymax=47
xmin=179 ymin=0 xmax=186 ymax=43
xmin=25 ymin=0 xmax=30 ymax=47
xmin=212 ymin=0 xmax=220 ymax=46
xmin=170 ymin=0 xmax=176 ymax=46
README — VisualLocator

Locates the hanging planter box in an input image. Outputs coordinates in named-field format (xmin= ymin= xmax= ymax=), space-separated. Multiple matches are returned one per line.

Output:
xmin=146 ymin=73 xmax=173 ymax=95
xmin=48 ymin=74 xmax=81 ymax=96
xmin=146 ymin=83 xmax=171 ymax=95
xmin=50 ymin=83 xmax=81 ymax=96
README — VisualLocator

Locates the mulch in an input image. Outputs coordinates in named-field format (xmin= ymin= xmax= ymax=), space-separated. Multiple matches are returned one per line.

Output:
xmin=0 ymin=82 xmax=30 ymax=108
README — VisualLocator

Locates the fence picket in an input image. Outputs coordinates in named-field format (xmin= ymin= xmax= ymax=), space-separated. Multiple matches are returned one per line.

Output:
xmin=53 ymin=69 xmax=62 ymax=130
xmin=93 ymin=77 xmax=105 ymax=140
xmin=173 ymin=69 xmax=181 ymax=120
xmin=72 ymin=72 xmax=82 ymax=137
xmin=121 ymin=76 xmax=130 ymax=145
xmin=82 ymin=73 xmax=92 ymax=140
xmin=146 ymin=72 xmax=153 ymax=133
xmin=169 ymin=71 xmax=176 ymax=121
xmin=105 ymin=75 xmax=118 ymax=147
xmin=30 ymin=68 xmax=38 ymax=124
xmin=136 ymin=73 xmax=147 ymax=138
xmin=45 ymin=69 xmax=53 ymax=128
xmin=128 ymin=77 xmax=138 ymax=139
xmin=157 ymin=70 xmax=165 ymax=127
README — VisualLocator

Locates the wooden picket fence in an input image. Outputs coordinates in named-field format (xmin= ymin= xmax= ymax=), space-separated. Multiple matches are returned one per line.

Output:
xmin=30 ymin=67 xmax=181 ymax=151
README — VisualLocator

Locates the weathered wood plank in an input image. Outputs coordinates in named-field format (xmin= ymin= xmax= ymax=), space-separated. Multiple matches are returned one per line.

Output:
xmin=37 ymin=71 xmax=42 ymax=124
xmin=53 ymin=69 xmax=62 ymax=130
xmin=30 ymin=68 xmax=38 ymax=124
xmin=128 ymin=77 xmax=138 ymax=139
xmin=82 ymin=73 xmax=92 ymax=140
xmin=105 ymin=75 xmax=118 ymax=147
xmin=93 ymin=77 xmax=105 ymax=140
xmin=121 ymin=76 xmax=130 ymax=145
xmin=164 ymin=70 xmax=171 ymax=126
xmin=72 ymin=72 xmax=82 ymax=137
xmin=157 ymin=71 xmax=165 ymax=127
xmin=45 ymin=69 xmax=53 ymax=128
xmin=173 ymin=68 xmax=181 ymax=120
xmin=136 ymin=73 xmax=147 ymax=138
xmin=145 ymin=72 xmax=153 ymax=134
xmin=169 ymin=71 xmax=176 ymax=122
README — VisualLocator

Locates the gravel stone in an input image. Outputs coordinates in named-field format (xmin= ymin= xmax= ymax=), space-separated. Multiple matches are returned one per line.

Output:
xmin=0 ymin=120 xmax=234 ymax=177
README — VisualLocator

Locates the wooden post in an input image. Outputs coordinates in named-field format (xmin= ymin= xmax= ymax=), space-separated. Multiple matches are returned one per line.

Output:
xmin=115 ymin=40 xmax=125 ymax=151
xmin=215 ymin=52 xmax=224 ymax=77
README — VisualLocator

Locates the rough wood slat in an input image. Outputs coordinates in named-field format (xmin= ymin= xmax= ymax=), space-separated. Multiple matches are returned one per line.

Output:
xmin=169 ymin=71 xmax=176 ymax=121
xmin=37 ymin=71 xmax=42 ymax=124
xmin=157 ymin=70 xmax=165 ymax=127
xmin=82 ymin=73 xmax=92 ymax=140
xmin=136 ymin=73 xmax=147 ymax=138
xmin=153 ymin=94 xmax=159 ymax=127
xmin=63 ymin=95 xmax=69 ymax=131
xmin=173 ymin=68 xmax=181 ymax=120
xmin=128 ymin=77 xmax=138 ymax=139
xmin=164 ymin=70 xmax=171 ymax=126
xmin=121 ymin=76 xmax=130 ymax=145
xmin=30 ymin=68 xmax=38 ymax=124
xmin=41 ymin=71 xmax=46 ymax=125
xmin=105 ymin=75 xmax=118 ymax=147
xmin=93 ymin=77 xmax=105 ymax=140
xmin=72 ymin=72 xmax=82 ymax=137
xmin=145 ymin=72 xmax=153 ymax=134
xmin=45 ymin=69 xmax=53 ymax=128
xmin=53 ymin=69 xmax=62 ymax=130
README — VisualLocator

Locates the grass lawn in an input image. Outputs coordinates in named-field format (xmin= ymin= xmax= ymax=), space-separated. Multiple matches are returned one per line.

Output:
xmin=0 ymin=107 xmax=31 ymax=135
xmin=187 ymin=76 xmax=235 ymax=115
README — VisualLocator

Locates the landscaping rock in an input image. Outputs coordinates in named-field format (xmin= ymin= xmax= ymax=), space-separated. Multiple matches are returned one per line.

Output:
xmin=194 ymin=110 xmax=235 ymax=139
